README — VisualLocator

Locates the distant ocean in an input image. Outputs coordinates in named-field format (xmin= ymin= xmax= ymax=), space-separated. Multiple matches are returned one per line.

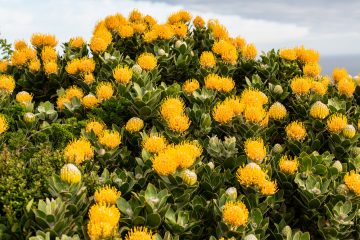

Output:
xmin=320 ymin=55 xmax=360 ymax=77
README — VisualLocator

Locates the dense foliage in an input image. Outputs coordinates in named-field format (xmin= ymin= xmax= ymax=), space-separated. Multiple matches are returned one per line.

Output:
xmin=0 ymin=9 xmax=360 ymax=240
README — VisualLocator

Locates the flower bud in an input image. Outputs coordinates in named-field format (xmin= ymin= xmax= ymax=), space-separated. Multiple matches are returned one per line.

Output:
xmin=23 ymin=112 xmax=36 ymax=123
xmin=207 ymin=161 xmax=215 ymax=169
xmin=60 ymin=163 xmax=81 ymax=184
xmin=281 ymin=225 xmax=292 ymax=237
xmin=273 ymin=85 xmax=283 ymax=94
xmin=157 ymin=48 xmax=166 ymax=56
xmin=131 ymin=64 xmax=142 ymax=74
xmin=175 ymin=40 xmax=186 ymax=49
xmin=342 ymin=124 xmax=356 ymax=139
xmin=180 ymin=169 xmax=197 ymax=186
xmin=244 ymin=234 xmax=258 ymax=240
xmin=352 ymin=147 xmax=360 ymax=156
xmin=332 ymin=160 xmax=343 ymax=172
xmin=337 ymin=184 xmax=349 ymax=195
xmin=225 ymin=187 xmax=237 ymax=200
xmin=246 ymin=162 xmax=261 ymax=169
xmin=273 ymin=143 xmax=283 ymax=153
xmin=98 ymin=149 xmax=106 ymax=156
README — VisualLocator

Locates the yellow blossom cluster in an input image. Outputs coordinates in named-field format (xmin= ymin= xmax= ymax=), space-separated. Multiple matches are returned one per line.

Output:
xmin=160 ymin=96 xmax=191 ymax=133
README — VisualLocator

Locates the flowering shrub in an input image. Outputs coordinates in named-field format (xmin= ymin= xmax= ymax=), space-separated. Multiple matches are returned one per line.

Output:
xmin=0 ymin=9 xmax=360 ymax=240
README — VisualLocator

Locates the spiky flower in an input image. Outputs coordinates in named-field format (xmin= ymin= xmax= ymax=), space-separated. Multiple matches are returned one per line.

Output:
xmin=16 ymin=91 xmax=33 ymax=103
xmin=212 ymin=40 xmax=238 ymax=64
xmin=96 ymin=82 xmax=114 ymax=101
xmin=41 ymin=46 xmax=57 ymax=62
xmin=137 ymin=53 xmax=157 ymax=71
xmin=327 ymin=113 xmax=347 ymax=134
xmin=241 ymin=43 xmax=257 ymax=60
xmin=81 ymin=94 xmax=98 ymax=109
xmin=87 ymin=204 xmax=120 ymax=240
xmin=303 ymin=62 xmax=321 ymax=77
xmin=311 ymin=81 xmax=327 ymax=96
xmin=337 ymin=78 xmax=356 ymax=97
xmin=243 ymin=106 xmax=267 ymax=124
xmin=199 ymin=51 xmax=216 ymax=68
xmin=69 ymin=36 xmax=85 ymax=48
xmin=28 ymin=58 xmax=41 ymax=72
xmin=0 ymin=115 xmax=9 ymax=135
xmin=279 ymin=156 xmax=299 ymax=174
xmin=240 ymin=88 xmax=268 ymax=106
xmin=0 ymin=60 xmax=9 ymax=72
xmin=244 ymin=138 xmax=267 ymax=162
xmin=99 ymin=130 xmax=121 ymax=149
xmin=290 ymin=77 xmax=312 ymax=95
xmin=125 ymin=226 xmax=154 ymax=240
xmin=342 ymin=124 xmax=356 ymax=139
xmin=94 ymin=185 xmax=121 ymax=205
xmin=44 ymin=61 xmax=58 ymax=75
xmin=295 ymin=46 xmax=320 ymax=63
xmin=259 ymin=180 xmax=278 ymax=195
xmin=285 ymin=121 xmax=307 ymax=141
xmin=125 ymin=117 xmax=144 ymax=133
xmin=86 ymin=120 xmax=106 ymax=136
xmin=332 ymin=67 xmax=348 ymax=83
xmin=0 ymin=75 xmax=16 ymax=93
xmin=64 ymin=137 xmax=94 ymax=164
xmin=142 ymin=134 xmax=167 ymax=153
xmin=212 ymin=102 xmax=234 ymax=124
xmin=309 ymin=101 xmax=329 ymax=119
xmin=182 ymin=79 xmax=200 ymax=94
xmin=60 ymin=163 xmax=82 ymax=184
xmin=160 ymin=97 xmax=185 ymax=121
xmin=167 ymin=114 xmax=191 ymax=133
xmin=193 ymin=16 xmax=205 ymax=28
xmin=344 ymin=171 xmax=360 ymax=196
xmin=279 ymin=48 xmax=297 ymax=60
xmin=268 ymin=102 xmax=287 ymax=120
xmin=152 ymin=150 xmax=179 ymax=176
xmin=180 ymin=169 xmax=197 ymax=186
xmin=236 ymin=163 xmax=267 ymax=187
xmin=222 ymin=201 xmax=249 ymax=228
xmin=31 ymin=33 xmax=58 ymax=47
xmin=113 ymin=65 xmax=133 ymax=84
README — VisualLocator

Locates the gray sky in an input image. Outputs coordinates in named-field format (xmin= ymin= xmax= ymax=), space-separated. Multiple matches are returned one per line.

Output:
xmin=1 ymin=0 xmax=360 ymax=56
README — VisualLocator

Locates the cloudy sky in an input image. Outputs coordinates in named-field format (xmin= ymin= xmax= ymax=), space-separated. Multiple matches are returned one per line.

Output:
xmin=1 ymin=0 xmax=360 ymax=58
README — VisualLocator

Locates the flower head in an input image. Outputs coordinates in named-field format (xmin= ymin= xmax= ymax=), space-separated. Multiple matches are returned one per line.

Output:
xmin=236 ymin=163 xmax=267 ymax=187
xmin=64 ymin=137 xmax=94 ymax=164
xmin=99 ymin=130 xmax=121 ymax=149
xmin=0 ymin=75 xmax=16 ymax=93
xmin=94 ymin=186 xmax=121 ymax=205
xmin=295 ymin=46 xmax=320 ymax=63
xmin=31 ymin=33 xmax=58 ymax=47
xmin=311 ymin=81 xmax=327 ymax=96
xmin=303 ymin=62 xmax=321 ymax=77
xmin=223 ymin=201 xmax=249 ymax=228
xmin=125 ymin=117 xmax=144 ymax=133
xmin=332 ymin=67 xmax=348 ymax=83
xmin=268 ymin=102 xmax=287 ymax=120
xmin=327 ymin=113 xmax=347 ymax=134
xmin=69 ymin=37 xmax=85 ymax=48
xmin=125 ymin=226 xmax=154 ymax=240
xmin=143 ymin=134 xmax=167 ymax=153
xmin=44 ymin=61 xmax=58 ymax=75
xmin=193 ymin=16 xmax=205 ymax=28
xmin=212 ymin=40 xmax=238 ymax=64
xmin=96 ymin=82 xmax=114 ymax=101
xmin=309 ymin=101 xmax=329 ymax=119
xmin=16 ymin=91 xmax=33 ymax=103
xmin=181 ymin=169 xmax=198 ymax=185
xmin=290 ymin=77 xmax=312 ymax=95
xmin=167 ymin=114 xmax=191 ymax=133
xmin=113 ymin=65 xmax=133 ymax=84
xmin=65 ymin=86 xmax=84 ymax=100
xmin=212 ymin=102 xmax=235 ymax=124
xmin=0 ymin=115 xmax=9 ymax=134
xmin=344 ymin=171 xmax=360 ymax=196
xmin=86 ymin=120 xmax=106 ymax=137
xmin=240 ymin=88 xmax=268 ymax=107
xmin=279 ymin=48 xmax=297 ymax=61
xmin=60 ymin=163 xmax=82 ymax=184
xmin=82 ymin=94 xmax=99 ymax=109
xmin=285 ymin=121 xmax=307 ymax=141
xmin=337 ymin=78 xmax=356 ymax=97
xmin=199 ymin=51 xmax=216 ymax=68
xmin=152 ymin=148 xmax=179 ymax=176
xmin=0 ymin=60 xmax=9 ymax=73
xmin=41 ymin=46 xmax=57 ymax=62
xmin=342 ymin=124 xmax=356 ymax=139
xmin=241 ymin=43 xmax=257 ymax=60
xmin=182 ymin=79 xmax=200 ymax=94
xmin=117 ymin=25 xmax=134 ymax=38
xmin=243 ymin=106 xmax=267 ymax=124
xmin=137 ymin=53 xmax=157 ymax=71
xmin=244 ymin=138 xmax=267 ymax=162
xmin=258 ymin=180 xmax=278 ymax=195
xmin=279 ymin=156 xmax=299 ymax=174
xmin=160 ymin=97 xmax=185 ymax=120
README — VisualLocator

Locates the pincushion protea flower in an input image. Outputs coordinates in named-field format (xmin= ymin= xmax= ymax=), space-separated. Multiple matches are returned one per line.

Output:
xmin=222 ymin=201 xmax=249 ymax=228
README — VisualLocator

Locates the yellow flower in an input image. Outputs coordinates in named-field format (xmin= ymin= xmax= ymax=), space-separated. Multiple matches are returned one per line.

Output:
xmin=0 ymin=60 xmax=9 ymax=72
xmin=14 ymin=40 xmax=28 ymax=50
xmin=279 ymin=48 xmax=297 ymax=61
xmin=180 ymin=169 xmax=197 ymax=186
xmin=31 ymin=33 xmax=58 ymax=48
xmin=309 ymin=101 xmax=329 ymax=119
xmin=236 ymin=163 xmax=267 ymax=187
xmin=168 ymin=10 xmax=192 ymax=24
xmin=41 ymin=46 xmax=57 ymax=62
xmin=113 ymin=65 xmax=133 ymax=84
xmin=87 ymin=203 xmax=120 ymax=240
xmin=160 ymin=97 xmax=185 ymax=121
xmin=0 ymin=115 xmax=9 ymax=134
xmin=311 ymin=81 xmax=327 ymax=96
xmin=332 ymin=67 xmax=348 ymax=83
xmin=342 ymin=124 xmax=356 ymax=139
xmin=290 ymin=77 xmax=312 ymax=95
xmin=143 ymin=30 xmax=158 ymax=43
xmin=132 ymin=23 xmax=147 ymax=33
xmin=327 ymin=113 xmax=347 ymax=134
xmin=152 ymin=149 xmax=179 ymax=176
xmin=69 ymin=36 xmax=85 ymax=48
xmin=82 ymin=94 xmax=99 ymax=109
xmin=212 ymin=40 xmax=238 ymax=64
xmin=153 ymin=24 xmax=174 ymax=40
xmin=193 ymin=16 xmax=205 ymax=28
xmin=44 ymin=61 xmax=58 ymax=75
xmin=204 ymin=74 xmax=235 ymax=93
xmin=105 ymin=13 xmax=127 ymax=30
xmin=244 ymin=138 xmax=267 ymax=162
xmin=285 ymin=121 xmax=307 ymax=141
xmin=86 ymin=120 xmax=106 ymax=136
xmin=64 ymin=137 xmax=94 ymax=164
xmin=28 ymin=58 xmax=41 ymax=72
xmin=60 ymin=163 xmax=82 ymax=184
xmin=11 ymin=50 xmax=27 ymax=66
xmin=344 ymin=171 xmax=360 ymax=196
xmin=99 ymin=130 xmax=121 ymax=149
xmin=125 ymin=117 xmax=144 ymax=133
xmin=337 ymin=78 xmax=356 ymax=97
xmin=90 ymin=37 xmax=108 ymax=53
xmin=232 ymin=36 xmax=247 ymax=50
xmin=96 ymin=82 xmax=114 ymax=101
xmin=303 ymin=62 xmax=321 ymax=77
xmin=167 ymin=114 xmax=191 ymax=133
xmin=125 ymin=226 xmax=154 ymax=240
xmin=144 ymin=15 xmax=157 ymax=26
xmin=94 ymin=186 xmax=121 ymax=205
xmin=0 ymin=75 xmax=16 ymax=93
xmin=84 ymin=73 xmax=95 ymax=85
xmin=65 ymin=86 xmax=84 ymax=100
xmin=224 ymin=96 xmax=244 ymax=116
xmin=223 ymin=201 xmax=249 ymax=228
xmin=295 ymin=46 xmax=320 ymax=63
xmin=279 ymin=156 xmax=299 ymax=174
xmin=240 ymin=88 xmax=268 ymax=106
xmin=182 ymin=79 xmax=200 ymax=94
xmin=176 ymin=141 xmax=202 ymax=168
xmin=117 ymin=24 xmax=134 ymax=38
xmin=243 ymin=106 xmax=267 ymax=124
xmin=65 ymin=58 xmax=81 ymax=75
xmin=137 ymin=53 xmax=157 ymax=71
xmin=208 ymin=19 xmax=229 ymax=40
xmin=78 ymin=57 xmax=96 ymax=73
xmin=212 ymin=102 xmax=234 ymax=124
xmin=128 ymin=9 xmax=143 ymax=22
xmin=259 ymin=180 xmax=278 ymax=195
xmin=241 ymin=43 xmax=257 ymax=60
xmin=268 ymin=102 xmax=287 ymax=120
xmin=143 ymin=134 xmax=167 ymax=153
xmin=200 ymin=51 xmax=216 ymax=68
xmin=56 ymin=96 xmax=70 ymax=110
xmin=172 ymin=22 xmax=188 ymax=38
xmin=16 ymin=91 xmax=33 ymax=103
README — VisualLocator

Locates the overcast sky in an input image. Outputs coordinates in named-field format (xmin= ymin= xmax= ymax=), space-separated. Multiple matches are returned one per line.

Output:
xmin=1 ymin=0 xmax=360 ymax=56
